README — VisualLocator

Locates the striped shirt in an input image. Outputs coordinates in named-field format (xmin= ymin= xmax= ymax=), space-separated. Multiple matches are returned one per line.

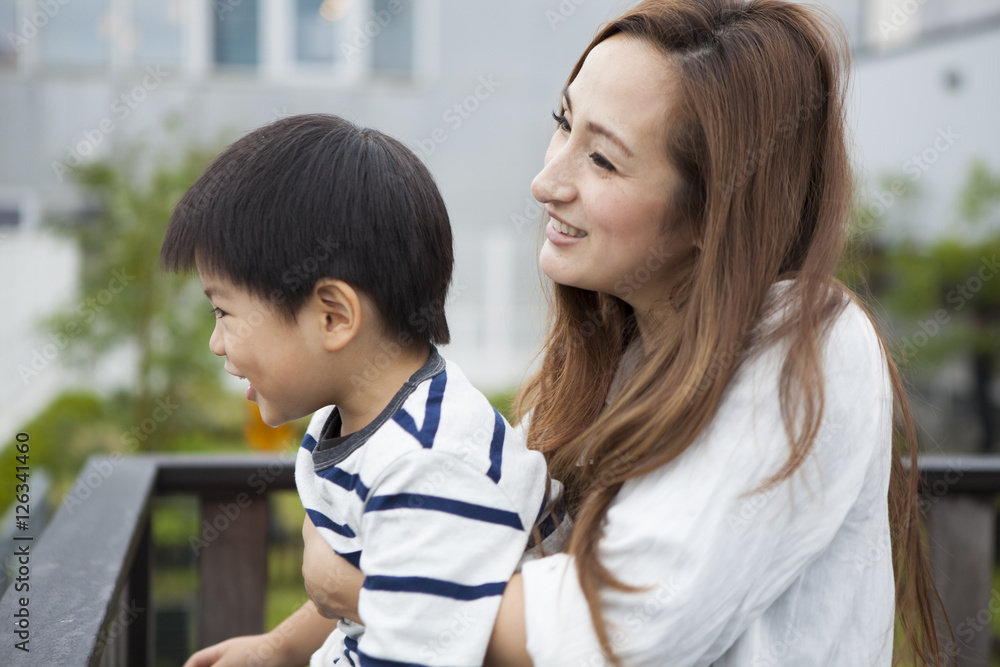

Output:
xmin=296 ymin=349 xmax=549 ymax=667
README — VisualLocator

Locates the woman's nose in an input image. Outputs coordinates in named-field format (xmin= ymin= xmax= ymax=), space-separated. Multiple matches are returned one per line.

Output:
xmin=531 ymin=142 xmax=577 ymax=205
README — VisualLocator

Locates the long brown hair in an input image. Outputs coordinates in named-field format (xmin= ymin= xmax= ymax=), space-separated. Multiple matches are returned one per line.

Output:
xmin=516 ymin=0 xmax=947 ymax=664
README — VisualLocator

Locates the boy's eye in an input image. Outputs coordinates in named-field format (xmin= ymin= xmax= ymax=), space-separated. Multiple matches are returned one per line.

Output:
xmin=212 ymin=307 xmax=228 ymax=318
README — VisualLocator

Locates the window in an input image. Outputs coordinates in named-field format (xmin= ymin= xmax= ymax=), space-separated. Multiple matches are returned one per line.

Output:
xmin=295 ymin=0 xmax=342 ymax=64
xmin=372 ymin=0 xmax=414 ymax=75
xmin=24 ymin=0 xmax=424 ymax=80
xmin=214 ymin=0 xmax=260 ymax=66
xmin=38 ymin=0 xmax=110 ymax=70
xmin=132 ymin=0 xmax=184 ymax=65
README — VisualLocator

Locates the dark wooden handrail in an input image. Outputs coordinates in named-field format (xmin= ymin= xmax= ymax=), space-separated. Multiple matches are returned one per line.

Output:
xmin=1 ymin=453 xmax=999 ymax=665
xmin=0 ymin=454 xmax=295 ymax=666
xmin=915 ymin=453 xmax=1000 ymax=494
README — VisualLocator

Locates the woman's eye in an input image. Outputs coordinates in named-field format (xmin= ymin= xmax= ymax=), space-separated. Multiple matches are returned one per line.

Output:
xmin=551 ymin=110 xmax=571 ymax=132
xmin=590 ymin=152 xmax=616 ymax=172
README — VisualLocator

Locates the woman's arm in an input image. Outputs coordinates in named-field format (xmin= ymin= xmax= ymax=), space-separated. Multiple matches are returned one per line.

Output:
xmin=484 ymin=574 xmax=533 ymax=667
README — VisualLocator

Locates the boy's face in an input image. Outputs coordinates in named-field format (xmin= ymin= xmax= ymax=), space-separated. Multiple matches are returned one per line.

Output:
xmin=198 ymin=267 xmax=328 ymax=427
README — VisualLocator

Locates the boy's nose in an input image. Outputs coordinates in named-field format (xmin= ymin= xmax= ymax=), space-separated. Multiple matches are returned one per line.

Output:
xmin=208 ymin=322 xmax=225 ymax=357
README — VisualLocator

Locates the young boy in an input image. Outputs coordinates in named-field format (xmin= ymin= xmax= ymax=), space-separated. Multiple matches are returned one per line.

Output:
xmin=161 ymin=114 xmax=549 ymax=667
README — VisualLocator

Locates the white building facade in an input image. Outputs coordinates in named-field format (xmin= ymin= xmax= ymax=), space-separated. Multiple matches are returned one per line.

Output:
xmin=1 ymin=0 xmax=998 ymax=441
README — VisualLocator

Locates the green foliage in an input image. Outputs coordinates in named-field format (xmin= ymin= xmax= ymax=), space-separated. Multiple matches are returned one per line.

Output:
xmin=0 ymin=131 xmax=259 ymax=519
xmin=846 ymin=160 xmax=1000 ymax=368
xmin=0 ymin=392 xmax=110 ymax=513
xmin=484 ymin=387 xmax=518 ymax=423
xmin=40 ymin=132 xmax=237 ymax=451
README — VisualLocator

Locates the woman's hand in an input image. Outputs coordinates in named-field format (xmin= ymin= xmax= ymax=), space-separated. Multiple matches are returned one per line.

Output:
xmin=301 ymin=515 xmax=364 ymax=623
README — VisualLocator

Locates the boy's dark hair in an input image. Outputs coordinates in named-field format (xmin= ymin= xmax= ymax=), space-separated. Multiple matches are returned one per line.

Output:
xmin=161 ymin=113 xmax=452 ymax=346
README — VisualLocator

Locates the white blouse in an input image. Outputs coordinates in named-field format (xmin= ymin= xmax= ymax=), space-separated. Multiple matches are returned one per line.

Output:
xmin=521 ymin=296 xmax=895 ymax=666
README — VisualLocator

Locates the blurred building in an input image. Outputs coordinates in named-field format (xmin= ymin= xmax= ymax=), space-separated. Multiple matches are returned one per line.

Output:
xmin=1 ymin=0 xmax=998 ymax=443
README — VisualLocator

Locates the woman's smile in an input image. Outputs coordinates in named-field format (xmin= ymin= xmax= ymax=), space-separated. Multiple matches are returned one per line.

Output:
xmin=545 ymin=215 xmax=588 ymax=246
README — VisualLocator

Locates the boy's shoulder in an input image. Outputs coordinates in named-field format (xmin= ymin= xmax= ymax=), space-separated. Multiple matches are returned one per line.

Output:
xmin=301 ymin=353 xmax=543 ymax=490
xmin=300 ymin=353 xmax=515 ymax=457
xmin=384 ymin=354 xmax=514 ymax=456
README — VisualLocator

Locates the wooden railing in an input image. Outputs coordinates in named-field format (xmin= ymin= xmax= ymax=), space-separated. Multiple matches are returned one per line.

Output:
xmin=919 ymin=455 xmax=1000 ymax=667
xmin=0 ymin=455 xmax=295 ymax=666
xmin=0 ymin=454 xmax=997 ymax=666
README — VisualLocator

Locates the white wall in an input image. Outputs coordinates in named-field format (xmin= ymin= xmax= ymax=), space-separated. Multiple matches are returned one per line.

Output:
xmin=1 ymin=0 xmax=998 ymax=439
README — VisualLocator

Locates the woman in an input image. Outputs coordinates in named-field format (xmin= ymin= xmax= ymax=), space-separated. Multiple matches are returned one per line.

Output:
xmin=478 ymin=0 xmax=948 ymax=658
xmin=190 ymin=0 xmax=946 ymax=665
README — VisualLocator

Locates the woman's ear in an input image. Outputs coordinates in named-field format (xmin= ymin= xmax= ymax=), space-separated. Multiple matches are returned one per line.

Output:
xmin=311 ymin=279 xmax=363 ymax=352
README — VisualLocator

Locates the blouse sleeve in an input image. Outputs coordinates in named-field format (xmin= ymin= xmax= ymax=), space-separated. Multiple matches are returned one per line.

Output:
xmin=520 ymin=300 xmax=895 ymax=666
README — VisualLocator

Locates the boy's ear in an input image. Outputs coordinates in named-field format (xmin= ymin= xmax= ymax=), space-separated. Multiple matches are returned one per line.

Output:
xmin=311 ymin=279 xmax=362 ymax=352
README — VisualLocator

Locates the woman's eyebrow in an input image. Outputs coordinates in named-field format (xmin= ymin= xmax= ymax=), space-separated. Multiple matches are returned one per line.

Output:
xmin=562 ymin=87 xmax=635 ymax=159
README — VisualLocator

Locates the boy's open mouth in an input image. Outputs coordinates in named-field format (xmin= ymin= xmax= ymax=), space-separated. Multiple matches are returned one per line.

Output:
xmin=232 ymin=373 xmax=254 ymax=400
xmin=240 ymin=377 xmax=255 ymax=400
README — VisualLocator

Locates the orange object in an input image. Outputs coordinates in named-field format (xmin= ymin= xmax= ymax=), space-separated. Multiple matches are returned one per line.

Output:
xmin=243 ymin=400 xmax=295 ymax=451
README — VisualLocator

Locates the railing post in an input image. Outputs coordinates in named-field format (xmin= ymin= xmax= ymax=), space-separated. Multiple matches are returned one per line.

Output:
xmin=127 ymin=520 xmax=153 ymax=666
xmin=926 ymin=494 xmax=996 ymax=666
xmin=197 ymin=494 xmax=269 ymax=649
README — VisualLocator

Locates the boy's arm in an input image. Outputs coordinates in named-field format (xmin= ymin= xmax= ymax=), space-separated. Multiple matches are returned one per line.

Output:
xmin=182 ymin=600 xmax=337 ymax=667
xmin=302 ymin=515 xmax=363 ymax=624
xmin=356 ymin=449 xmax=535 ymax=665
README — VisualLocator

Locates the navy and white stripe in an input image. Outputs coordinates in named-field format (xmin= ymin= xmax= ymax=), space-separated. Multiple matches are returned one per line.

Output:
xmin=296 ymin=355 xmax=549 ymax=667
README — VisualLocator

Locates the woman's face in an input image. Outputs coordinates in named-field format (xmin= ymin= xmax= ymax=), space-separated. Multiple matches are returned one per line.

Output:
xmin=532 ymin=35 xmax=692 ymax=311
